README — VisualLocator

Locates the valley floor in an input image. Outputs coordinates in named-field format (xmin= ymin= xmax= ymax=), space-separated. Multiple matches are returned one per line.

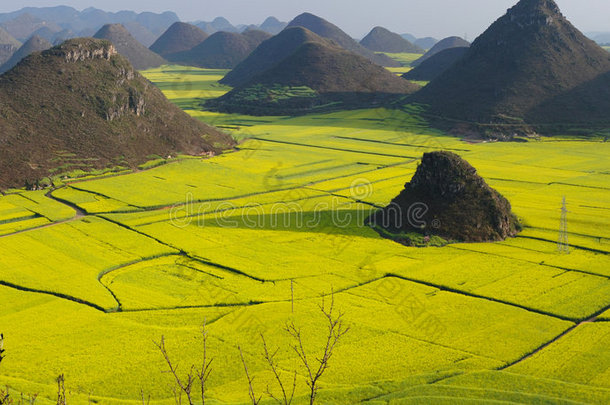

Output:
xmin=0 ymin=66 xmax=609 ymax=404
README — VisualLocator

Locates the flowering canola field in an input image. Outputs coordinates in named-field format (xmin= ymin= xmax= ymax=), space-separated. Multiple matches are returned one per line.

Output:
xmin=0 ymin=66 xmax=609 ymax=404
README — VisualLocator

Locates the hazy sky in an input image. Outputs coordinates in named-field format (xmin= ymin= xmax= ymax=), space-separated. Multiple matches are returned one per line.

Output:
xmin=1 ymin=0 xmax=609 ymax=38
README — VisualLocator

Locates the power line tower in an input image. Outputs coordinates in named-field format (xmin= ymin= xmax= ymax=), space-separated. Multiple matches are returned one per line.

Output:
xmin=558 ymin=196 xmax=570 ymax=254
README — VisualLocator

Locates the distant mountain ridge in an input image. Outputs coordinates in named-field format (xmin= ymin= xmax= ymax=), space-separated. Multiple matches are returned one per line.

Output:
xmin=259 ymin=17 xmax=287 ymax=34
xmin=403 ymin=47 xmax=468 ymax=81
xmin=0 ymin=27 xmax=21 ymax=65
xmin=0 ymin=35 xmax=52 ymax=73
xmin=286 ymin=13 xmax=401 ymax=67
xmin=0 ymin=7 xmax=178 ymax=46
xmin=360 ymin=27 xmax=424 ymax=53
xmin=169 ymin=30 xmax=270 ymax=68
xmin=212 ymin=38 xmax=419 ymax=115
xmin=94 ymin=23 xmax=166 ymax=70
xmin=193 ymin=16 xmax=287 ymax=35
xmin=412 ymin=36 xmax=470 ymax=67
xmin=0 ymin=13 xmax=61 ymax=42
xmin=221 ymin=26 xmax=333 ymax=87
xmin=401 ymin=34 xmax=438 ymax=49
xmin=150 ymin=22 xmax=208 ymax=57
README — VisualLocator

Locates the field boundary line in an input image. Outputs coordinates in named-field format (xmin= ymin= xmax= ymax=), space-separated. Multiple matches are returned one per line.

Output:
xmin=386 ymin=274 xmax=578 ymax=322
xmin=332 ymin=135 xmax=471 ymax=152
xmin=448 ymin=245 xmax=610 ymax=280
xmin=517 ymin=235 xmax=609 ymax=255
xmin=0 ymin=280 xmax=106 ymax=312
xmin=253 ymin=137 xmax=420 ymax=159
xmin=97 ymin=252 xmax=184 ymax=312
xmin=499 ymin=302 xmax=610 ymax=370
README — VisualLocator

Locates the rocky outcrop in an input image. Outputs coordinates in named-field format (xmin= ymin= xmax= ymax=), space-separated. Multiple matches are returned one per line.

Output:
xmin=62 ymin=43 xmax=116 ymax=62
xmin=368 ymin=151 xmax=520 ymax=243
xmin=507 ymin=0 xmax=562 ymax=26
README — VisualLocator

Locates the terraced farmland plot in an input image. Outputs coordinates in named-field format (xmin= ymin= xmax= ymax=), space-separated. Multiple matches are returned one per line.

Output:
xmin=508 ymin=323 xmax=610 ymax=388
xmin=0 ymin=216 xmax=175 ymax=310
xmin=60 ymin=142 xmax=410 ymax=210
xmin=1 ymin=65 xmax=609 ymax=404
xmin=427 ymin=371 xmax=610 ymax=404
xmin=51 ymin=186 xmax=135 ymax=214
xmin=0 ymin=191 xmax=76 ymax=235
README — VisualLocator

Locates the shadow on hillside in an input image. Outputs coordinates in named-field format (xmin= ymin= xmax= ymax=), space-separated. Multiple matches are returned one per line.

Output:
xmin=526 ymin=70 xmax=610 ymax=131
xmin=206 ymin=91 xmax=422 ymax=118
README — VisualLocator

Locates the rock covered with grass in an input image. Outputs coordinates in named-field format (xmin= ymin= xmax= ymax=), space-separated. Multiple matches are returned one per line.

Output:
xmin=368 ymin=151 xmax=520 ymax=243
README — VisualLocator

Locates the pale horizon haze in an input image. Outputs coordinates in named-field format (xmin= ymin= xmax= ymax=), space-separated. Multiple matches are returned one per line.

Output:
xmin=0 ymin=0 xmax=608 ymax=39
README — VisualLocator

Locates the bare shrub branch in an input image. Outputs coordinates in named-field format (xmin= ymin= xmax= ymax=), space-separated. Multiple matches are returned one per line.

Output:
xmin=155 ymin=336 xmax=195 ymax=405
xmin=285 ymin=293 xmax=349 ymax=404
xmin=56 ymin=374 xmax=66 ymax=405
xmin=238 ymin=346 xmax=261 ymax=405
xmin=155 ymin=321 xmax=213 ymax=405
xmin=261 ymin=334 xmax=296 ymax=405
xmin=197 ymin=321 xmax=213 ymax=405
xmin=0 ymin=333 xmax=4 ymax=364
xmin=140 ymin=389 xmax=150 ymax=405
xmin=0 ymin=386 xmax=11 ymax=405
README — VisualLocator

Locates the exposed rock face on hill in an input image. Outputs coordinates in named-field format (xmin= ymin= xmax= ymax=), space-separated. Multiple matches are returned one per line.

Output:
xmin=221 ymin=26 xmax=331 ymax=87
xmin=286 ymin=13 xmax=400 ymax=67
xmin=403 ymin=47 xmax=468 ymax=81
xmin=368 ymin=151 xmax=520 ymax=243
xmin=211 ymin=41 xmax=419 ymax=115
xmin=412 ymin=36 xmax=470 ymax=66
xmin=0 ymin=27 xmax=21 ymax=66
xmin=0 ymin=35 xmax=52 ymax=73
xmin=170 ymin=30 xmax=270 ymax=68
xmin=94 ymin=23 xmax=166 ymax=70
xmin=360 ymin=26 xmax=424 ymax=53
xmin=0 ymin=38 xmax=234 ymax=189
xmin=150 ymin=22 xmax=208 ymax=57
xmin=410 ymin=0 xmax=610 ymax=137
